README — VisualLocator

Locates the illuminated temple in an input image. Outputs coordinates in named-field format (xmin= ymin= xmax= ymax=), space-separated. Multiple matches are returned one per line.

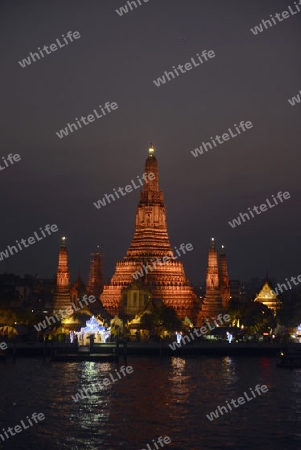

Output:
xmin=51 ymin=146 xmax=232 ymax=326
xmin=197 ymin=239 xmax=230 ymax=324
xmin=87 ymin=248 xmax=104 ymax=300
xmin=219 ymin=245 xmax=230 ymax=309
xmin=101 ymin=145 xmax=200 ymax=321
xmin=53 ymin=237 xmax=71 ymax=311
xmin=254 ymin=280 xmax=281 ymax=313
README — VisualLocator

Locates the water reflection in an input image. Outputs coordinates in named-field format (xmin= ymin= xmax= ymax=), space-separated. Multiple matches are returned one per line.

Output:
xmin=171 ymin=356 xmax=186 ymax=373
xmin=56 ymin=361 xmax=114 ymax=450
xmin=79 ymin=361 xmax=113 ymax=389
xmin=221 ymin=356 xmax=238 ymax=386
xmin=1 ymin=357 xmax=300 ymax=449
xmin=169 ymin=357 xmax=190 ymax=400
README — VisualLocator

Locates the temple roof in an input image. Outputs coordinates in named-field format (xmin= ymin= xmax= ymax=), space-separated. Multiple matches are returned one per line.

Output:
xmin=254 ymin=281 xmax=282 ymax=312
xmin=255 ymin=281 xmax=278 ymax=301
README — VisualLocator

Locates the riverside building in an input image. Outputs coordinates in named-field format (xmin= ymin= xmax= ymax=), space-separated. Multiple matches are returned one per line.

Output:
xmin=254 ymin=279 xmax=282 ymax=313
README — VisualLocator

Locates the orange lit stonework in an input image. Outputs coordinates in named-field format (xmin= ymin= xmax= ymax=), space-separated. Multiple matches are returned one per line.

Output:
xmin=219 ymin=245 xmax=230 ymax=309
xmin=53 ymin=237 xmax=72 ymax=311
xmin=101 ymin=146 xmax=199 ymax=321
xmin=198 ymin=238 xmax=224 ymax=324
xmin=70 ymin=272 xmax=86 ymax=304
xmin=87 ymin=250 xmax=104 ymax=299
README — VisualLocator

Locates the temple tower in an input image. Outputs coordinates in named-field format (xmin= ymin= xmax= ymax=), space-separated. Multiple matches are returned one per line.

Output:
xmin=198 ymin=238 xmax=223 ymax=323
xmin=219 ymin=245 xmax=230 ymax=309
xmin=70 ymin=271 xmax=86 ymax=305
xmin=53 ymin=237 xmax=71 ymax=311
xmin=87 ymin=247 xmax=104 ymax=300
xmin=101 ymin=145 xmax=199 ymax=321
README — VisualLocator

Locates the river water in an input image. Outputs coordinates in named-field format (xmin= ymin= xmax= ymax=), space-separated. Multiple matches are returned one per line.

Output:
xmin=0 ymin=355 xmax=300 ymax=449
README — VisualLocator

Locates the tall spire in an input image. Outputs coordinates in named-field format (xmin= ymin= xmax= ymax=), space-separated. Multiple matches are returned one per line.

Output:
xmin=206 ymin=238 xmax=219 ymax=291
xmin=70 ymin=270 xmax=86 ymax=304
xmin=101 ymin=144 xmax=199 ymax=321
xmin=87 ymin=246 xmax=104 ymax=300
xmin=198 ymin=238 xmax=223 ymax=323
xmin=141 ymin=143 xmax=160 ymax=199
xmin=53 ymin=237 xmax=71 ymax=311
xmin=219 ymin=245 xmax=230 ymax=309
xmin=129 ymin=143 xmax=170 ymax=257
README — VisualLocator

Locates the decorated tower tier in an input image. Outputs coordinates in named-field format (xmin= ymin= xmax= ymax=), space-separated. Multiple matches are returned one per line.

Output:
xmin=101 ymin=145 xmax=199 ymax=322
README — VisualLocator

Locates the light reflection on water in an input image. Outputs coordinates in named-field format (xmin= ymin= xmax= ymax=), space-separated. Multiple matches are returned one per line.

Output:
xmin=0 ymin=356 xmax=301 ymax=449
xmin=170 ymin=357 xmax=190 ymax=401
xmin=221 ymin=356 xmax=238 ymax=385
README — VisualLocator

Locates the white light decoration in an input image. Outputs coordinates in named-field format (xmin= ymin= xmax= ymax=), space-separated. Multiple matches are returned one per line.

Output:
xmin=75 ymin=316 xmax=110 ymax=345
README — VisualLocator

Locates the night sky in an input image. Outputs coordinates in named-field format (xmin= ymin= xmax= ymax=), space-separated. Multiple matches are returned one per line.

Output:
xmin=1 ymin=0 xmax=300 ymax=285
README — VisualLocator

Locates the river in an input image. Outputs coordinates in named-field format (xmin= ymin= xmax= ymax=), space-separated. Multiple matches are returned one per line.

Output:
xmin=0 ymin=355 xmax=300 ymax=449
